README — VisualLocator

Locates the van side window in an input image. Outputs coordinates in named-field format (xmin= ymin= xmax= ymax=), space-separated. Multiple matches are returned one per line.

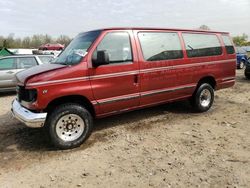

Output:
xmin=94 ymin=32 xmax=133 ymax=64
xmin=222 ymin=35 xmax=235 ymax=54
xmin=182 ymin=33 xmax=222 ymax=57
xmin=138 ymin=32 xmax=183 ymax=61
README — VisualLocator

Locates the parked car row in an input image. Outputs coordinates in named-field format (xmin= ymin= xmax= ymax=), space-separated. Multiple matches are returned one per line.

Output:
xmin=0 ymin=55 xmax=54 ymax=92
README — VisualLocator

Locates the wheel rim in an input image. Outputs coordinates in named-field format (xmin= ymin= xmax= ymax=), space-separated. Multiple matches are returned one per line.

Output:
xmin=199 ymin=89 xmax=212 ymax=108
xmin=240 ymin=61 xmax=244 ymax=69
xmin=55 ymin=114 xmax=85 ymax=142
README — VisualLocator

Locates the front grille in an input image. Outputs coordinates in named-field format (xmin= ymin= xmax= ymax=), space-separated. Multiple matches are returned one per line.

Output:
xmin=16 ymin=86 xmax=24 ymax=102
xmin=16 ymin=86 xmax=37 ymax=102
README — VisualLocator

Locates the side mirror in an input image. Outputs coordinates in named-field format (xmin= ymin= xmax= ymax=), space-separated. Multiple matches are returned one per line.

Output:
xmin=92 ymin=50 xmax=110 ymax=67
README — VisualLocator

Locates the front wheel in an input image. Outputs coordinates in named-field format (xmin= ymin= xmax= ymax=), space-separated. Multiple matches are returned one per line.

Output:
xmin=191 ymin=83 xmax=214 ymax=112
xmin=245 ymin=70 xmax=250 ymax=79
xmin=239 ymin=61 xmax=245 ymax=69
xmin=46 ymin=103 xmax=93 ymax=149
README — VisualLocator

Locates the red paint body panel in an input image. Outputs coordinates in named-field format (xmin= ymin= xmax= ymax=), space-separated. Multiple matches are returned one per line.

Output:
xmin=17 ymin=28 xmax=236 ymax=118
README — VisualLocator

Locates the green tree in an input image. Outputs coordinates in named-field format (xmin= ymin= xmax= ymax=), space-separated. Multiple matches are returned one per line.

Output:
xmin=22 ymin=36 xmax=31 ymax=48
xmin=0 ymin=33 xmax=72 ymax=48
xmin=233 ymin=34 xmax=248 ymax=46
xmin=56 ymin=35 xmax=72 ymax=46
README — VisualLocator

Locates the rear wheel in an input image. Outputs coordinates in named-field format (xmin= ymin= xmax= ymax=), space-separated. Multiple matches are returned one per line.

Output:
xmin=191 ymin=83 xmax=214 ymax=112
xmin=46 ymin=103 xmax=93 ymax=149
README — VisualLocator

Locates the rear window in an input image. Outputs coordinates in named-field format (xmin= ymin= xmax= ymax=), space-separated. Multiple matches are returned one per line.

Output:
xmin=222 ymin=35 xmax=235 ymax=54
xmin=182 ymin=33 xmax=222 ymax=58
xmin=138 ymin=32 xmax=183 ymax=61
xmin=0 ymin=58 xmax=16 ymax=70
xmin=17 ymin=57 xmax=38 ymax=69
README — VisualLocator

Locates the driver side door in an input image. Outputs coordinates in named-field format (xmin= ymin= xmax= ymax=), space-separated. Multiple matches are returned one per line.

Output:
xmin=88 ymin=30 xmax=140 ymax=116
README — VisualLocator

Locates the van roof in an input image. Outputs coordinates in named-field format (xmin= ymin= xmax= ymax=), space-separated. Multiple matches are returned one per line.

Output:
xmin=99 ymin=27 xmax=229 ymax=34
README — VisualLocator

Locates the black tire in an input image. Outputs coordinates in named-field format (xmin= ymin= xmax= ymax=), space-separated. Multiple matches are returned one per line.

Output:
xmin=190 ymin=83 xmax=214 ymax=112
xmin=43 ymin=47 xmax=48 ymax=51
xmin=46 ymin=103 xmax=93 ymax=149
xmin=245 ymin=70 xmax=250 ymax=79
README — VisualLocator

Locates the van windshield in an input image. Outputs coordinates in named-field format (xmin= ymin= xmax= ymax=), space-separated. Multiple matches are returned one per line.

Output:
xmin=236 ymin=47 xmax=247 ymax=54
xmin=53 ymin=30 xmax=101 ymax=65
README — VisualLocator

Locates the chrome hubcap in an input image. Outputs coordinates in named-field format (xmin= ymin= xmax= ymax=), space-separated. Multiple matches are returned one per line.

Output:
xmin=240 ymin=62 xmax=244 ymax=69
xmin=56 ymin=114 xmax=85 ymax=142
xmin=199 ymin=89 xmax=211 ymax=107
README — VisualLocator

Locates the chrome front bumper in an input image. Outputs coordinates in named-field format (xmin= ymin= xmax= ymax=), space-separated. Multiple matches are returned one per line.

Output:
xmin=11 ymin=99 xmax=47 ymax=128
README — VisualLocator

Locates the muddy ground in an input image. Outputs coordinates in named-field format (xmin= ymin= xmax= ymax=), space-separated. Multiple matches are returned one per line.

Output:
xmin=0 ymin=70 xmax=249 ymax=188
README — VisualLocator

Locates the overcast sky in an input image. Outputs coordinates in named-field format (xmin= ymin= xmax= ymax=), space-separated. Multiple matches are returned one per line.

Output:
xmin=0 ymin=0 xmax=250 ymax=38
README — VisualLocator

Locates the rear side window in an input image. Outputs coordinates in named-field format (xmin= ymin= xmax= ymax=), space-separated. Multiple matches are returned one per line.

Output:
xmin=94 ymin=32 xmax=133 ymax=64
xmin=222 ymin=35 xmax=235 ymax=54
xmin=182 ymin=33 xmax=222 ymax=57
xmin=138 ymin=32 xmax=183 ymax=61
xmin=0 ymin=58 xmax=16 ymax=70
xmin=17 ymin=57 xmax=38 ymax=69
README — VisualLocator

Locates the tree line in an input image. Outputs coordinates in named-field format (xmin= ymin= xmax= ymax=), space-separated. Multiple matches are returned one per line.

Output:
xmin=0 ymin=34 xmax=72 ymax=49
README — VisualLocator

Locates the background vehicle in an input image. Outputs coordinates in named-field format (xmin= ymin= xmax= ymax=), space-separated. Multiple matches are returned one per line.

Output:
xmin=12 ymin=28 xmax=236 ymax=149
xmin=0 ymin=55 xmax=54 ymax=92
xmin=244 ymin=58 xmax=250 ymax=79
xmin=236 ymin=47 xmax=248 ymax=69
xmin=39 ymin=43 xmax=64 ymax=51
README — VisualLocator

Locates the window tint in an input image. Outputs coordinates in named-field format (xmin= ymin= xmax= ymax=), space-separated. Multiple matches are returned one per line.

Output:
xmin=182 ymin=33 xmax=222 ymax=57
xmin=138 ymin=32 xmax=183 ymax=61
xmin=17 ymin=57 xmax=38 ymax=69
xmin=0 ymin=58 xmax=16 ymax=70
xmin=94 ymin=32 xmax=132 ymax=64
xmin=222 ymin=35 xmax=235 ymax=54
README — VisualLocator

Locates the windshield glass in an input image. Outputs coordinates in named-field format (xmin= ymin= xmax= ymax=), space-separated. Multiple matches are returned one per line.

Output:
xmin=236 ymin=47 xmax=246 ymax=54
xmin=53 ymin=30 xmax=101 ymax=65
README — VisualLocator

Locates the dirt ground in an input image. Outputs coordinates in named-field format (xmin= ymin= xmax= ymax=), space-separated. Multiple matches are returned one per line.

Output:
xmin=0 ymin=70 xmax=250 ymax=188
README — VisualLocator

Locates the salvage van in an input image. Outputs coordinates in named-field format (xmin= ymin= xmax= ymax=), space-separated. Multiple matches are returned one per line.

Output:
xmin=12 ymin=28 xmax=236 ymax=149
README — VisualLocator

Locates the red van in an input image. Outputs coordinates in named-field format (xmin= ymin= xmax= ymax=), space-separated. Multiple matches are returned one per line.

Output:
xmin=12 ymin=28 xmax=236 ymax=149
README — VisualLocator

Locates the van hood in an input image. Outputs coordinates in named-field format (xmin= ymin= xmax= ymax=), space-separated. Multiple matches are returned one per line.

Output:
xmin=16 ymin=63 xmax=66 ymax=85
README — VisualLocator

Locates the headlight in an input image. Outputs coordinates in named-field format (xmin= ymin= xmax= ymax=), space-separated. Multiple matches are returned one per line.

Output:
xmin=17 ymin=86 xmax=37 ymax=102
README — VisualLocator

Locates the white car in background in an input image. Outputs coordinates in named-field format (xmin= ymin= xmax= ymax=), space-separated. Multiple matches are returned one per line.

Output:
xmin=0 ymin=55 xmax=54 ymax=92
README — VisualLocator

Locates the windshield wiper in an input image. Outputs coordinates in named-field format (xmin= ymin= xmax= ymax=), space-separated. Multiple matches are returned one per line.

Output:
xmin=187 ymin=45 xmax=194 ymax=50
xmin=52 ymin=62 xmax=69 ymax=65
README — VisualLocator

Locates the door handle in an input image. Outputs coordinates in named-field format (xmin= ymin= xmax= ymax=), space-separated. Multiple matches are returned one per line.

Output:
xmin=6 ymin=71 xmax=14 ymax=74
xmin=134 ymin=74 xmax=139 ymax=85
